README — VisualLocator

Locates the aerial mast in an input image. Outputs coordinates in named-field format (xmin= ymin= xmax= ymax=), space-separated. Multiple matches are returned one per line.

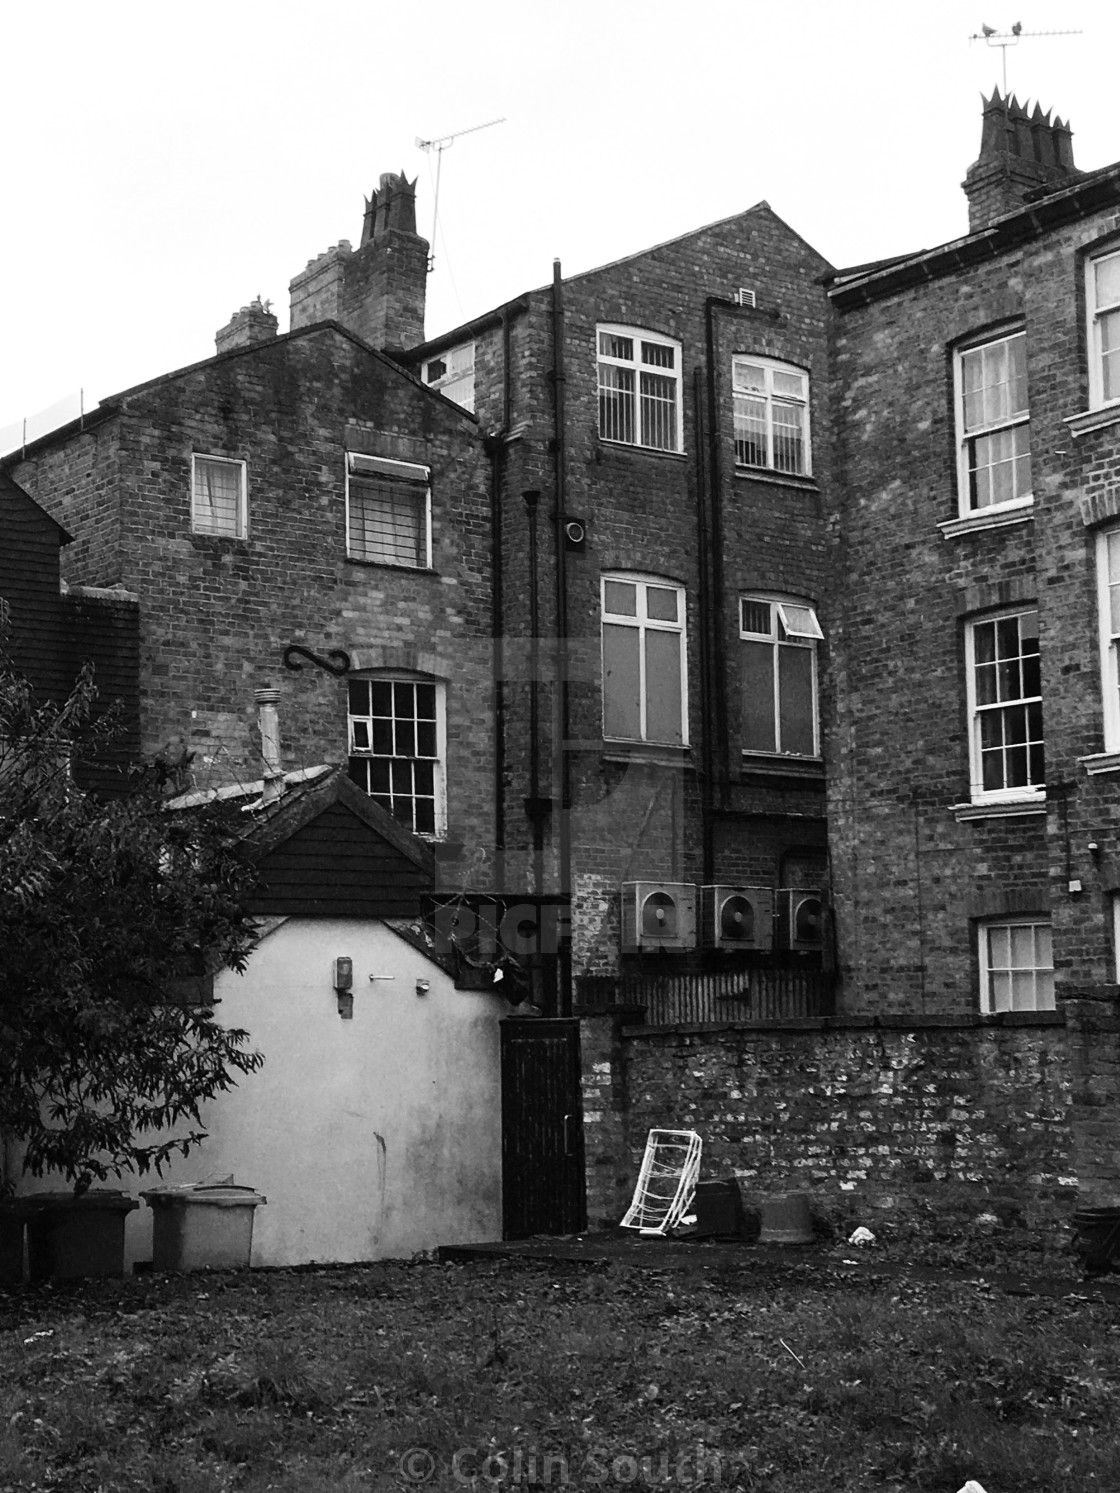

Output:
xmin=416 ymin=116 xmax=506 ymax=273
xmin=968 ymin=22 xmax=1081 ymax=94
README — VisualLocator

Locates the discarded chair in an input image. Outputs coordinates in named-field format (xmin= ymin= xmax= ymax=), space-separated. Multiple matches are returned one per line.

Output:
xmin=620 ymin=1129 xmax=702 ymax=1236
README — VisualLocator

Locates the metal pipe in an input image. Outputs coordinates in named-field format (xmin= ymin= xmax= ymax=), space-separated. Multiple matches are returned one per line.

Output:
xmin=550 ymin=260 xmax=573 ymax=1017
xmin=705 ymin=299 xmax=732 ymax=814
xmin=692 ymin=365 xmax=716 ymax=883
xmin=524 ymin=488 xmax=543 ymax=897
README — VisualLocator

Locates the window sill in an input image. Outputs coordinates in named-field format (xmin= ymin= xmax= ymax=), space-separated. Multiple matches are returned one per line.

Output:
xmin=1064 ymin=404 xmax=1120 ymax=439
xmin=1080 ymin=751 xmax=1120 ymax=776
xmin=952 ymin=796 xmax=1046 ymax=822
xmin=938 ymin=499 xmax=1033 ymax=540
xmin=190 ymin=530 xmax=249 ymax=545
xmin=344 ymin=557 xmax=438 ymax=575
xmin=596 ymin=439 xmax=687 ymax=461
xmin=601 ymin=743 xmax=694 ymax=769
xmin=733 ymin=467 xmax=817 ymax=492
xmin=739 ymin=753 xmax=825 ymax=782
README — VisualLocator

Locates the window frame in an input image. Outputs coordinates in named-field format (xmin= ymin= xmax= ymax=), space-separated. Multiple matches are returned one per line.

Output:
xmin=1087 ymin=246 xmax=1120 ymax=411
xmin=978 ymin=917 xmax=1055 ymax=1014
xmin=953 ymin=327 xmax=1032 ymax=519
xmin=964 ymin=607 xmax=1044 ymax=804
xmin=600 ymin=573 xmax=688 ymax=747
xmin=345 ymin=453 xmax=432 ymax=570
xmin=422 ymin=342 xmax=476 ymax=413
xmin=596 ymin=325 xmax=683 ymax=454
xmin=1096 ymin=525 xmax=1120 ymax=751
xmin=346 ymin=673 xmax=447 ymax=839
xmin=191 ymin=454 xmax=247 ymax=538
xmin=739 ymin=594 xmax=823 ymax=759
xmin=732 ymin=356 xmax=811 ymax=476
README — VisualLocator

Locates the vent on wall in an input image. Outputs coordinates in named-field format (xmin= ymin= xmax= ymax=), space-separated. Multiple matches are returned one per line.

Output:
xmin=777 ymin=888 xmax=824 ymax=953
xmin=621 ymin=882 xmax=697 ymax=952
xmin=736 ymin=287 xmax=757 ymax=308
xmin=700 ymin=885 xmax=774 ymax=951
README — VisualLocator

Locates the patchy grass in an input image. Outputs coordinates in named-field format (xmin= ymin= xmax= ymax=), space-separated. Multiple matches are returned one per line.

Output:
xmin=1 ymin=1255 xmax=1119 ymax=1492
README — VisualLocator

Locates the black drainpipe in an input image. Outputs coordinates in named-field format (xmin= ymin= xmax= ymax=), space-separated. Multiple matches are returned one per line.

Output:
xmin=550 ymin=260 xmax=573 ymax=1017
xmin=705 ymin=298 xmax=732 ymax=818
xmin=693 ymin=366 xmax=716 ymax=885
xmin=486 ymin=307 xmax=514 ymax=892
xmin=524 ymin=488 xmax=544 ymax=899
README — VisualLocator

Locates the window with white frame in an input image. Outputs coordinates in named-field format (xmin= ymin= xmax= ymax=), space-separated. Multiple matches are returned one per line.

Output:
xmin=1096 ymin=526 xmax=1120 ymax=750
xmin=601 ymin=575 xmax=687 ymax=745
xmin=346 ymin=454 xmax=431 ymax=569
xmin=423 ymin=343 xmax=475 ymax=413
xmin=732 ymin=357 xmax=810 ymax=475
xmin=597 ymin=328 xmax=682 ymax=452
xmin=954 ymin=329 xmax=1031 ymax=515
xmin=740 ymin=596 xmax=822 ymax=757
xmin=979 ymin=918 xmax=1054 ymax=1013
xmin=347 ymin=675 xmax=445 ymax=836
xmin=965 ymin=609 xmax=1044 ymax=800
xmin=191 ymin=455 xmax=246 ymax=537
xmin=1088 ymin=247 xmax=1120 ymax=409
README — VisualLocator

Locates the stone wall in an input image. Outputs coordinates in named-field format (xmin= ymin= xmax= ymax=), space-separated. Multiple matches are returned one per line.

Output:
xmin=581 ymin=1011 xmax=1075 ymax=1237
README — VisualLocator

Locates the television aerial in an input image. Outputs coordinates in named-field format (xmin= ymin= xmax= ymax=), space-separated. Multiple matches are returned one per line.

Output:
xmin=416 ymin=116 xmax=506 ymax=273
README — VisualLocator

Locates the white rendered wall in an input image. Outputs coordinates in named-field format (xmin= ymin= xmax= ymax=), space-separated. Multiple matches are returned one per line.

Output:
xmin=5 ymin=919 xmax=508 ymax=1269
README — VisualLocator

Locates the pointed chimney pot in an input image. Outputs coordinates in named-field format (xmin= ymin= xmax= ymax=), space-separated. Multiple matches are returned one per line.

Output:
xmin=963 ymin=91 xmax=1082 ymax=232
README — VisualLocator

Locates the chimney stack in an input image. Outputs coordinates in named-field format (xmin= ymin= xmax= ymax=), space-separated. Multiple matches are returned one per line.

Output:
xmin=215 ymin=298 xmax=279 ymax=355
xmin=288 ymin=172 xmax=429 ymax=354
xmin=963 ymin=90 xmax=1081 ymax=232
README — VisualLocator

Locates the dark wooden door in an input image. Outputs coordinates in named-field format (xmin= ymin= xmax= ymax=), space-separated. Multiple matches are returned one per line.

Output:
xmin=500 ymin=1018 xmax=586 ymax=1239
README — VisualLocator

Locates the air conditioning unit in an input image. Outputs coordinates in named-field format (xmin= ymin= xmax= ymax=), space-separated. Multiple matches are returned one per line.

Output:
xmin=700 ymin=885 xmax=774 ymax=951
xmin=621 ymin=882 xmax=697 ymax=952
xmin=777 ymin=888 xmax=824 ymax=953
xmin=736 ymin=286 xmax=757 ymax=308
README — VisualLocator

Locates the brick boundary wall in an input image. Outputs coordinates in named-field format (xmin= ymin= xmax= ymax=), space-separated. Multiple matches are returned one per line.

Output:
xmin=580 ymin=1011 xmax=1076 ymax=1240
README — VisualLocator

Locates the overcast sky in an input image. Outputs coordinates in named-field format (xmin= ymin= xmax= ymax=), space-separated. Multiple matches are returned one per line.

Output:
xmin=2 ymin=0 xmax=1117 ymax=449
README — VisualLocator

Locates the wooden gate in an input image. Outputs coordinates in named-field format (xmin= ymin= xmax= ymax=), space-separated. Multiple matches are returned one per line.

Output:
xmin=500 ymin=1018 xmax=586 ymax=1239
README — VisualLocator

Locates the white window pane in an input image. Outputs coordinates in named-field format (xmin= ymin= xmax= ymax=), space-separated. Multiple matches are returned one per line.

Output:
xmin=733 ymin=362 xmax=766 ymax=393
xmin=1095 ymin=254 xmax=1120 ymax=309
xmin=646 ymin=586 xmax=679 ymax=622
xmin=988 ymin=925 xmax=1010 ymax=967
xmin=644 ymin=628 xmax=683 ymax=745
xmin=604 ymin=579 xmax=638 ymax=616
xmin=741 ymin=599 xmax=773 ymax=636
xmin=773 ymin=370 xmax=805 ymax=399
xmin=989 ymin=971 xmax=1011 ymax=1012
xmin=600 ymin=332 xmax=632 ymax=359
xmin=598 ymin=364 xmax=635 ymax=443
xmin=603 ymin=623 xmax=642 ymax=739
xmin=1010 ymin=970 xmax=1036 ymax=1011
xmin=349 ymin=478 xmax=425 ymax=566
xmin=734 ymin=394 xmax=768 ymax=467
xmin=639 ymin=371 xmax=677 ymax=450
xmin=193 ymin=458 xmax=244 ymax=536
xmin=1009 ymin=924 xmax=1034 ymax=966
xmin=641 ymin=341 xmax=674 ymax=369
xmin=777 ymin=602 xmax=823 ymax=640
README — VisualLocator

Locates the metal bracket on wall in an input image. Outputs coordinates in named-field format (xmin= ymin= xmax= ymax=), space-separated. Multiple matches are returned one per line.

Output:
xmin=282 ymin=645 xmax=352 ymax=676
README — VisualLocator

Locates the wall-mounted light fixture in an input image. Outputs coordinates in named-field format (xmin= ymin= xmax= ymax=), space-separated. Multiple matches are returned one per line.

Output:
xmin=333 ymin=956 xmax=354 ymax=1020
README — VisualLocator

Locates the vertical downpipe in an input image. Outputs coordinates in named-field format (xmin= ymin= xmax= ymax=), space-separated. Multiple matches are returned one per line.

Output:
xmin=551 ymin=260 xmax=574 ymax=1017
xmin=525 ymin=489 xmax=543 ymax=898
xmin=489 ymin=307 xmax=514 ymax=893
xmin=705 ymin=299 xmax=732 ymax=817
xmin=693 ymin=366 xmax=716 ymax=884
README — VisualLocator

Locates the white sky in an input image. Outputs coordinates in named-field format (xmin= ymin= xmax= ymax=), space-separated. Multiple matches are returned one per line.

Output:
xmin=2 ymin=0 xmax=1118 ymax=446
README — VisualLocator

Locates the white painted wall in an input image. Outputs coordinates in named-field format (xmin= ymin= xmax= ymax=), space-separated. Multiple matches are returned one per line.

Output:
xmin=10 ymin=918 xmax=508 ymax=1269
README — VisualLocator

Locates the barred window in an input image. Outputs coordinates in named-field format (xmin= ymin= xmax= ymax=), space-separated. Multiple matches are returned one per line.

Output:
xmin=733 ymin=357 xmax=810 ymax=476
xmin=346 ymin=454 xmax=430 ymax=569
xmin=191 ymin=455 xmax=246 ymax=537
xmin=597 ymin=327 xmax=682 ymax=453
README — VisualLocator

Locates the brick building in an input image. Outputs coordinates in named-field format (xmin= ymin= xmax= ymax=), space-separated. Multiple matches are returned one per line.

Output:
xmin=11 ymin=94 xmax=1120 ymax=1243
xmin=4 ymin=176 xmax=495 ymax=894
xmin=404 ymin=204 xmax=835 ymax=1005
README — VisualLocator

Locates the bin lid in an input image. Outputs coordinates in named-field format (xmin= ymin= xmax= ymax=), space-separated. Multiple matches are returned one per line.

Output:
xmin=141 ymin=1182 xmax=266 ymax=1208
xmin=2 ymin=1190 xmax=139 ymax=1214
